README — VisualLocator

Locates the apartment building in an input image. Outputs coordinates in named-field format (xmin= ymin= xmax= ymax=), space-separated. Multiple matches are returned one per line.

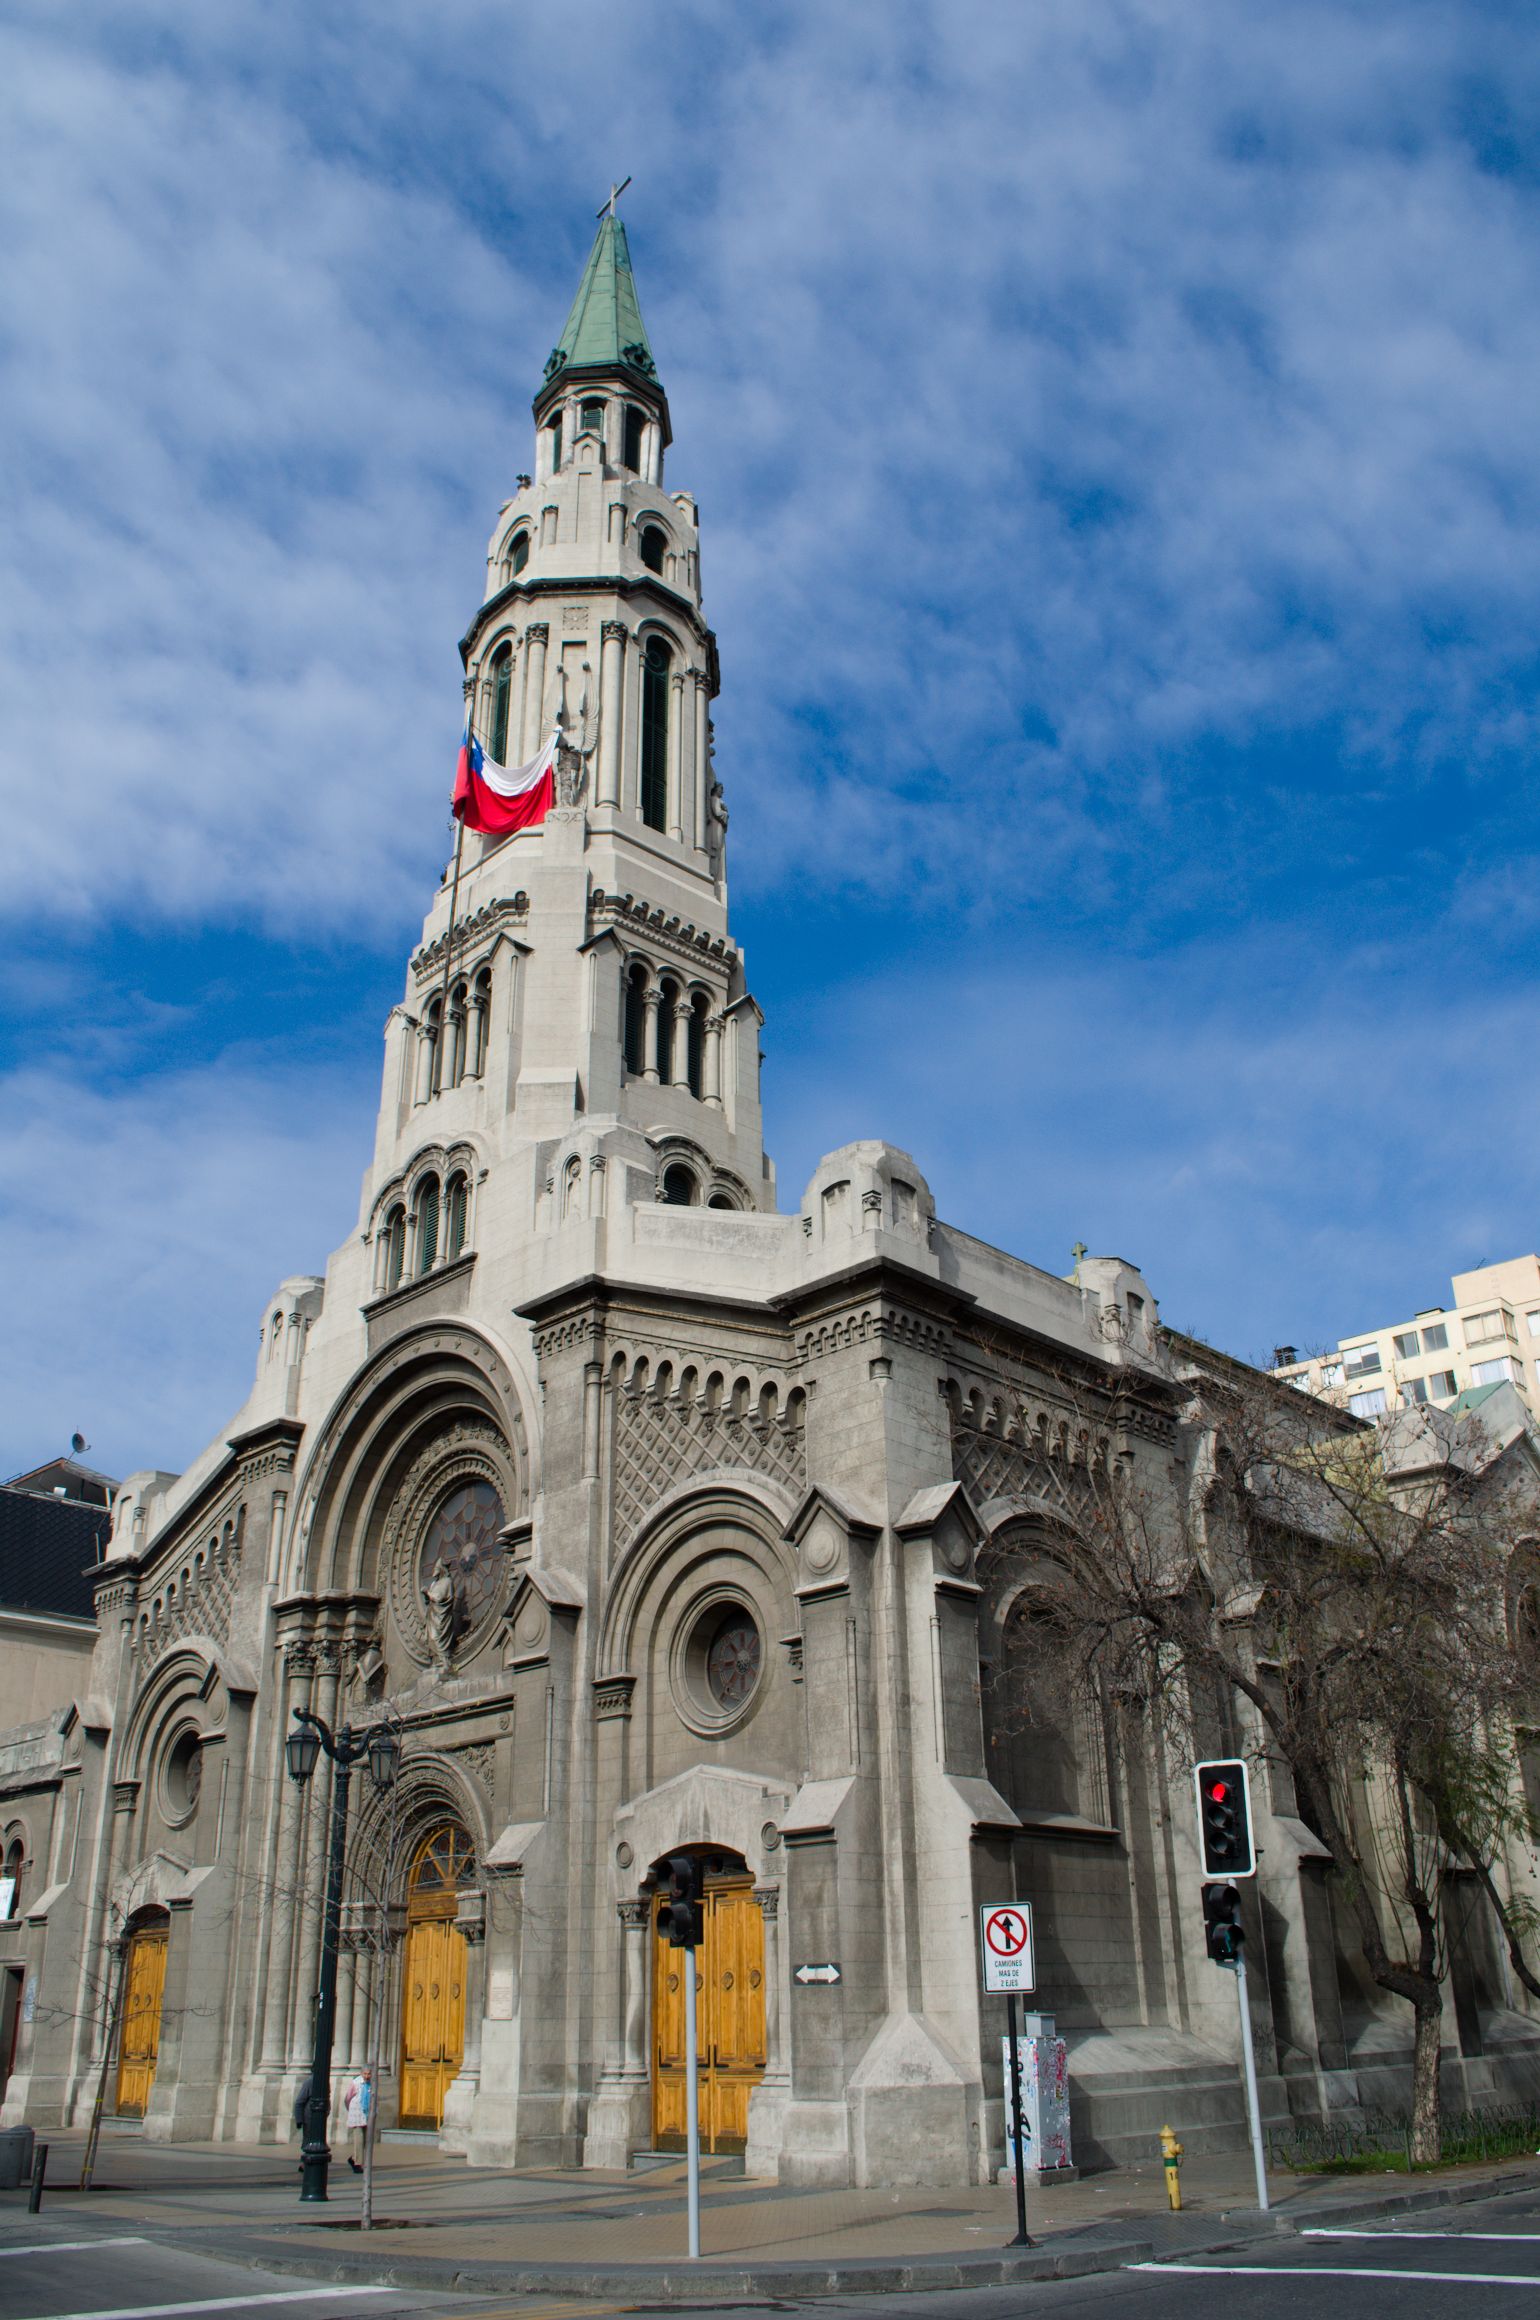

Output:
xmin=1272 ymin=1254 xmax=1540 ymax=1419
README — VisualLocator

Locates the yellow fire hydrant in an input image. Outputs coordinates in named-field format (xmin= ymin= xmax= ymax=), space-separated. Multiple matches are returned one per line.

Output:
xmin=1160 ymin=2123 xmax=1184 ymax=2211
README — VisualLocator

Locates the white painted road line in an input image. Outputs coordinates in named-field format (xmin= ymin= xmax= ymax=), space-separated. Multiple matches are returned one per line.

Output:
xmin=0 ymin=2243 xmax=148 ymax=2260
xmin=27 ymin=2291 xmax=393 ymax=2320
xmin=1307 ymin=2229 xmax=1540 ymax=2242
xmin=1128 ymin=2263 xmax=1540 ymax=2286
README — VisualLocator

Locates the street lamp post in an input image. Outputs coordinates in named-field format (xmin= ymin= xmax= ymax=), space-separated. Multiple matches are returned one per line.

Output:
xmin=285 ymin=1708 xmax=399 ymax=2203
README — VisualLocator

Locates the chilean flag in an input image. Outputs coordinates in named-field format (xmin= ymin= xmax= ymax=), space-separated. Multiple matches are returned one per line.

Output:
xmin=453 ymin=722 xmax=558 ymax=836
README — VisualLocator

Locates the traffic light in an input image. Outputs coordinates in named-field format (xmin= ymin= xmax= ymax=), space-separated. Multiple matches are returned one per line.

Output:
xmin=1194 ymin=1758 xmax=1255 ymax=1879
xmin=660 ymin=1853 xmax=704 ymax=1949
xmin=1202 ymin=1881 xmax=1244 ymax=1965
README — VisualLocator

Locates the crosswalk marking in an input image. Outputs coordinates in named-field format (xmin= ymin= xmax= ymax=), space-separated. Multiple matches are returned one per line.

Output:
xmin=1307 ymin=2228 xmax=1540 ymax=2242
xmin=1129 ymin=2262 xmax=1540 ymax=2285
xmin=27 ymin=2288 xmax=393 ymax=2320
xmin=0 ymin=2240 xmax=148 ymax=2259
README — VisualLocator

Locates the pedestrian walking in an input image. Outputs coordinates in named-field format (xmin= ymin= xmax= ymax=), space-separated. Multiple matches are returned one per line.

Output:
xmin=343 ymin=2065 xmax=373 ymax=2173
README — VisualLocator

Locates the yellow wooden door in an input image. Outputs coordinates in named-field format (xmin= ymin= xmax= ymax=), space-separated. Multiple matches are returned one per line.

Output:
xmin=651 ymin=1871 xmax=765 ymax=2154
xmin=398 ymin=1918 xmax=467 ymax=2126
xmin=398 ymin=1823 xmax=472 ymax=2128
xmin=116 ymin=1924 xmax=168 ymax=2118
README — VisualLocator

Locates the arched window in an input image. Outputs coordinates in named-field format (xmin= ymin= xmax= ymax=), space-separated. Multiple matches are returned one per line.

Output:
xmin=623 ymin=964 xmax=647 ymax=1075
xmin=708 ymin=1193 xmax=736 ymax=1210
xmin=416 ymin=1177 xmax=440 ymax=1273
xmin=641 ymin=639 xmax=670 ymax=832
xmin=579 ymin=397 xmax=605 ymax=444
xmin=662 ymin=1163 xmax=696 ymax=1207
xmin=638 ymin=524 xmax=666 ymax=574
xmin=562 ymin=1155 xmax=582 ymax=1219
xmin=623 ymin=405 xmax=645 ymax=472
xmin=488 ymin=644 xmax=513 ymax=764
xmin=507 ymin=530 xmax=529 ymax=578
xmin=419 ymin=995 xmax=443 ymax=1102
xmin=383 ymin=1205 xmax=406 ymax=1292
xmin=687 ymin=995 xmax=706 ymax=1098
xmin=657 ymin=979 xmax=679 ymax=1085
xmin=1 ymin=1837 xmax=22 ymax=1920
xmin=445 ymin=1172 xmax=468 ymax=1261
xmin=548 ymin=413 xmax=563 ymax=472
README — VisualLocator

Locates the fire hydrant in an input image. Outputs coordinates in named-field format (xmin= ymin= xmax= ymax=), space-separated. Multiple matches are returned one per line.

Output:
xmin=1160 ymin=2123 xmax=1184 ymax=2211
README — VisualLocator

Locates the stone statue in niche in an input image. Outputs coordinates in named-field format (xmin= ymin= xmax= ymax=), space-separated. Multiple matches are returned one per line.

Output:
xmin=423 ymin=1557 xmax=460 ymax=1672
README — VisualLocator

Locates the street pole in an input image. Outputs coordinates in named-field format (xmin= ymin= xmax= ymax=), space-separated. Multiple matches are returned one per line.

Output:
xmin=1004 ymin=1992 xmax=1032 ymax=2247
xmin=683 ymin=1945 xmax=701 ymax=2260
xmin=79 ymin=1936 xmax=127 ymax=2191
xmin=300 ymin=1749 xmax=352 ymax=2203
xmin=286 ymin=1709 xmax=399 ymax=2207
xmin=1232 ymin=1952 xmax=1269 ymax=2212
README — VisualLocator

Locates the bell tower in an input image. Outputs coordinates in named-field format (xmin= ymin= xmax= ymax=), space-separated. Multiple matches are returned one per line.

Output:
xmin=369 ymin=206 xmax=771 ymax=1237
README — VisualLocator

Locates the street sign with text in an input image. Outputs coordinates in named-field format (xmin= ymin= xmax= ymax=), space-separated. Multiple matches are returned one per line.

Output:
xmin=980 ymin=1902 xmax=1035 ymax=1993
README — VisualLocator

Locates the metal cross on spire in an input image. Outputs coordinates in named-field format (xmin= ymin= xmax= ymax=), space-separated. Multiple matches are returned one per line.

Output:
xmin=598 ymin=175 xmax=632 ymax=220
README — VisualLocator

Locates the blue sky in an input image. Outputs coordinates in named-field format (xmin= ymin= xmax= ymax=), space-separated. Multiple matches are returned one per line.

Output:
xmin=3 ymin=0 xmax=1539 ymax=1480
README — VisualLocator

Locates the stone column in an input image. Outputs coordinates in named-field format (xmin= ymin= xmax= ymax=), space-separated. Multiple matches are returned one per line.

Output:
xmin=754 ymin=1885 xmax=787 ymax=2078
xmin=692 ymin=673 xmax=710 ymax=856
xmin=619 ymin=1899 xmax=650 ymax=2078
xmin=597 ymin=622 xmax=627 ymax=808
xmin=642 ymin=986 xmax=663 ymax=1084
xmin=521 ymin=623 xmax=550 ymax=759
xmin=668 ymin=672 xmax=686 ymax=841
xmin=703 ymin=1016 xmax=725 ymax=1110
xmin=414 ymin=1019 xmax=436 ymax=1106
xmin=260 ymin=1647 xmax=313 ymax=2068
xmin=673 ymin=999 xmax=695 ymax=1097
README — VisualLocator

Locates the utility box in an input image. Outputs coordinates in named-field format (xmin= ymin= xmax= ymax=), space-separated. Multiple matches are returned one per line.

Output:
xmin=1001 ymin=2012 xmax=1074 ymax=2183
xmin=0 ymin=2125 xmax=36 ymax=2188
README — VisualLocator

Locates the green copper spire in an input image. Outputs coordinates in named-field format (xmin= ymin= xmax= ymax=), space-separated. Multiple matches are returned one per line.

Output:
xmin=543 ymin=215 xmax=659 ymax=387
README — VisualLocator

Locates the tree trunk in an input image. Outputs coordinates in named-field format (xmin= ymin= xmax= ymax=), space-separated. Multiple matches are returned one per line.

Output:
xmin=1410 ymin=1998 xmax=1443 ymax=2165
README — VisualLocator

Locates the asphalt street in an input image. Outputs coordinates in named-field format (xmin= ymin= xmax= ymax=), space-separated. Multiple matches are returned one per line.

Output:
xmin=0 ymin=2228 xmax=606 ymax=2320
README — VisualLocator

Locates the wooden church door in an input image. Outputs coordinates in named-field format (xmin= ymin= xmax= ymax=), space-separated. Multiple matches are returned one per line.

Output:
xmin=651 ymin=1868 xmax=766 ymax=2153
xmin=116 ymin=1916 xmax=170 ymax=2117
xmin=397 ymin=1823 xmax=471 ymax=2128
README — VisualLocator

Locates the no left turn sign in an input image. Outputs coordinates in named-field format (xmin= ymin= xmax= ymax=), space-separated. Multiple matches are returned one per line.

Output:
xmin=979 ymin=1902 xmax=1036 ymax=1993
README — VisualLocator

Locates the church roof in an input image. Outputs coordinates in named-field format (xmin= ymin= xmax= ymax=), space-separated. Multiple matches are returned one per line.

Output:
xmin=544 ymin=216 xmax=660 ymax=388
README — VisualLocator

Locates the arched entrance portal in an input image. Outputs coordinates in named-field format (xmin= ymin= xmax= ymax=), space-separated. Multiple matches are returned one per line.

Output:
xmin=116 ymin=1909 xmax=171 ymax=2117
xmin=651 ymin=1855 xmax=766 ymax=2153
xmin=398 ymin=1823 xmax=472 ymax=2128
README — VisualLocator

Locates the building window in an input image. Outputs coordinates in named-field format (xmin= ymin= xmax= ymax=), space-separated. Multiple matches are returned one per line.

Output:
xmin=1421 ymin=1321 xmax=1449 ymax=1352
xmin=383 ymin=1206 xmax=406 ymax=1292
xmin=488 ymin=645 xmax=513 ymax=763
xmin=662 ymin=1163 xmax=696 ymax=1206
xmin=1430 ymin=1369 xmax=1458 ymax=1398
xmin=1343 ymin=1345 xmax=1382 ymax=1379
xmin=0 ymin=1838 xmax=23 ymax=1921
xmin=1466 ymin=1310 xmax=1510 ymax=1346
xmin=417 ymin=1178 xmax=440 ymax=1272
xmin=1349 ymin=1388 xmax=1387 ymax=1417
xmin=623 ymin=405 xmax=644 ymax=471
xmin=624 ymin=965 xmax=647 ymax=1075
xmin=638 ymin=524 xmax=666 ymax=574
xmin=687 ymin=995 xmax=706 ymax=1098
xmin=444 ymin=1172 xmax=468 ymax=1261
xmin=1528 ymin=1313 xmax=1540 ymax=1339
xmin=1393 ymin=1330 xmax=1421 ymax=1360
xmin=549 ymin=414 xmax=563 ymax=471
xmin=468 ymin=965 xmax=491 ymax=1076
xmin=641 ymin=639 xmax=670 ymax=831
xmin=1472 ymin=1356 xmax=1517 ymax=1386
xmin=1319 ymin=1361 xmax=1343 ymax=1387
xmin=579 ymin=397 xmax=605 ymax=444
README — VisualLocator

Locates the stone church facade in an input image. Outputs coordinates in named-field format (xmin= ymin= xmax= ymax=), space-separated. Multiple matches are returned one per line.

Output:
xmin=4 ymin=216 xmax=1539 ymax=2184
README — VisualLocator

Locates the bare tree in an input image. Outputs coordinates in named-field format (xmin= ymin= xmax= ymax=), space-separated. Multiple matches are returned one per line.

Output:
xmin=980 ymin=1348 xmax=1540 ymax=2164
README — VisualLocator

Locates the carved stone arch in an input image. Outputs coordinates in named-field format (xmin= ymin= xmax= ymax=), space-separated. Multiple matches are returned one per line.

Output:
xmin=120 ymin=1648 xmax=225 ymax=1791
xmin=286 ymin=1323 xmax=533 ymax=1600
xmin=115 ymin=1848 xmax=193 ymax=1925
xmin=349 ymin=1751 xmax=491 ymax=1915
xmin=368 ymin=1138 xmax=484 ymax=1243
xmin=599 ymin=1476 xmax=798 ymax=1682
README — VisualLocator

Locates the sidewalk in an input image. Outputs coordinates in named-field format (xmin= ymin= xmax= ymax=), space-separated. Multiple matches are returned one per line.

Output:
xmin=7 ymin=2130 xmax=1540 ymax=2299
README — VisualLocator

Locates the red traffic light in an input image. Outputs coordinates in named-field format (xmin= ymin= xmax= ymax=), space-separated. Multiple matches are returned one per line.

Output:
xmin=1192 ymin=1759 xmax=1255 ymax=1880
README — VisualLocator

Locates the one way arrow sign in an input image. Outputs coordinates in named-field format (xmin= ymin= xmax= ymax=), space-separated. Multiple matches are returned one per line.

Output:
xmin=794 ymin=1961 xmax=842 ymax=1985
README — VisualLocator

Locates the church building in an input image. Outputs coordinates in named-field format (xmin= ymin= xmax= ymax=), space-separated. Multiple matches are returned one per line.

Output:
xmin=4 ymin=213 xmax=1535 ymax=2186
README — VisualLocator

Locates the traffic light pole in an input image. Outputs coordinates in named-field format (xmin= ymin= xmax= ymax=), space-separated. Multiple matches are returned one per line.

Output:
xmin=684 ymin=1945 xmax=701 ymax=2260
xmin=1232 ymin=1951 xmax=1269 ymax=2211
xmin=1004 ymin=1992 xmax=1032 ymax=2247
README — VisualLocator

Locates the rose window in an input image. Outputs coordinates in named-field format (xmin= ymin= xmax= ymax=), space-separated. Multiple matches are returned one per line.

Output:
xmin=705 ymin=1611 xmax=762 ymax=1707
xmin=418 ymin=1480 xmax=506 ymax=1639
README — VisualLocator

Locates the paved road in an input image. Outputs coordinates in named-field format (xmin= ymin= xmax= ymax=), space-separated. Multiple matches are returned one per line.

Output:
xmin=0 ymin=2227 xmax=608 ymax=2320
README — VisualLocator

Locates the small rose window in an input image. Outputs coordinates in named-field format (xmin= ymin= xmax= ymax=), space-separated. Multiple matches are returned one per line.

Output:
xmin=417 ymin=1480 xmax=506 ymax=1637
xmin=705 ymin=1609 xmax=761 ymax=1707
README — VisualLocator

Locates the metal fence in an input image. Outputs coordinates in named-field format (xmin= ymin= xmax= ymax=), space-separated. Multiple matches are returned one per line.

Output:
xmin=1268 ymin=2103 xmax=1540 ymax=2173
